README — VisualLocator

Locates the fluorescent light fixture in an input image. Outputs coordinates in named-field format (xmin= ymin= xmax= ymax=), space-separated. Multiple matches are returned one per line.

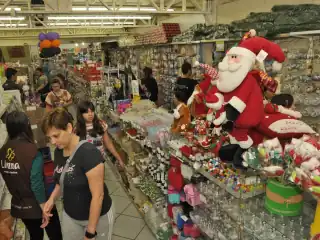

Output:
xmin=88 ymin=7 xmax=106 ymax=11
xmin=48 ymin=22 xmax=89 ymax=26
xmin=90 ymin=22 xmax=134 ymax=25
xmin=72 ymin=7 xmax=87 ymax=11
xmin=48 ymin=16 xmax=151 ymax=20
xmin=0 ymin=16 xmax=25 ymax=20
xmin=72 ymin=7 xmax=174 ymax=12
xmin=0 ymin=23 xmax=27 ymax=27
xmin=48 ymin=22 xmax=135 ymax=26
xmin=118 ymin=7 xmax=174 ymax=11
xmin=5 ymin=7 xmax=21 ymax=11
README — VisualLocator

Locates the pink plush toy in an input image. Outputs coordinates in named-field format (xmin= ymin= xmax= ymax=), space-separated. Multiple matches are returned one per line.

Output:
xmin=183 ymin=184 xmax=202 ymax=206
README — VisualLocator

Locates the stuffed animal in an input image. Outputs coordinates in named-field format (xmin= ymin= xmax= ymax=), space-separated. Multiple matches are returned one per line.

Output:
xmin=187 ymin=62 xmax=219 ymax=119
xmin=171 ymin=103 xmax=191 ymax=133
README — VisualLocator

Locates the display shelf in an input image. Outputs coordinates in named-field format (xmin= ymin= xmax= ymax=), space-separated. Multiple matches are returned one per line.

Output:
xmin=105 ymin=153 xmax=164 ymax=237
xmin=169 ymin=150 xmax=265 ymax=200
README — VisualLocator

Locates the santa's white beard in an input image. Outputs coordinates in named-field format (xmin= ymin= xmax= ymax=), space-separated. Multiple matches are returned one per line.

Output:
xmin=217 ymin=58 xmax=253 ymax=93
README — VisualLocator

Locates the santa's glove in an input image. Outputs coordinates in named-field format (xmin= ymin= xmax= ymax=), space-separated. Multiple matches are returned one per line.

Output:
xmin=187 ymin=90 xmax=200 ymax=106
xmin=222 ymin=121 xmax=234 ymax=132
xmin=213 ymin=111 xmax=226 ymax=126
xmin=221 ymin=104 xmax=240 ymax=132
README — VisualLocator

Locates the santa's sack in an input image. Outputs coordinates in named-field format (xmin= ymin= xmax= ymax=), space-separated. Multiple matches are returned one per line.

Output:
xmin=265 ymin=179 xmax=303 ymax=216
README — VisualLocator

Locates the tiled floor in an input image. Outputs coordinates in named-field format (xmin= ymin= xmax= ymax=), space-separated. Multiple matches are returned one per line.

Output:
xmin=105 ymin=163 xmax=156 ymax=240
xmin=43 ymin=162 xmax=156 ymax=240
xmin=44 ymin=146 xmax=156 ymax=240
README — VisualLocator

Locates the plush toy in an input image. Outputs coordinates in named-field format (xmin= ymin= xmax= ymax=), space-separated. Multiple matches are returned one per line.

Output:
xmin=187 ymin=62 xmax=219 ymax=119
xmin=171 ymin=102 xmax=191 ymax=133
xmin=214 ymin=34 xmax=315 ymax=168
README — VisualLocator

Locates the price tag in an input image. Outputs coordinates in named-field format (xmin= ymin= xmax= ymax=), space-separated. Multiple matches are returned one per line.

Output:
xmin=27 ymin=106 xmax=36 ymax=111
xmin=200 ymin=194 xmax=207 ymax=204
xmin=31 ymin=125 xmax=37 ymax=130
xmin=181 ymin=215 xmax=188 ymax=222
xmin=256 ymin=49 xmax=268 ymax=63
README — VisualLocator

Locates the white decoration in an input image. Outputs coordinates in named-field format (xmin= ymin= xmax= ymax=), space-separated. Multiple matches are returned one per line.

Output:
xmin=269 ymin=119 xmax=315 ymax=134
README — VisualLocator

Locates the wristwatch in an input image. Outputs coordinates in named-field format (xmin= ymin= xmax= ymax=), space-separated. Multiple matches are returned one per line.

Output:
xmin=85 ymin=230 xmax=97 ymax=239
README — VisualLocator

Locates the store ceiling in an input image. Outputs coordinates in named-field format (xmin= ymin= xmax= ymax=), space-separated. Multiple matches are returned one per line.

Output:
xmin=0 ymin=0 xmax=212 ymax=40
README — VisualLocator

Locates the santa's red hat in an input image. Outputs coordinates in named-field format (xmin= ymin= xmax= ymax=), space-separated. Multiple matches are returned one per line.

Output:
xmin=194 ymin=61 xmax=218 ymax=80
xmin=228 ymin=36 xmax=286 ymax=72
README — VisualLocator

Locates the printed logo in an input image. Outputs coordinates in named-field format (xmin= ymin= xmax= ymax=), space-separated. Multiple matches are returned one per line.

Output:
xmin=6 ymin=148 xmax=15 ymax=161
xmin=1 ymin=148 xmax=20 ymax=171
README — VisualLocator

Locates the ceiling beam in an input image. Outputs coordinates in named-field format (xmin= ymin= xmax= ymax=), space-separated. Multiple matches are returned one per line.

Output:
xmin=0 ymin=10 xmax=209 ymax=15
xmin=165 ymin=0 xmax=175 ymax=11
xmin=98 ymin=0 xmax=111 ymax=10
xmin=0 ymin=27 xmax=127 ymax=39
xmin=189 ymin=0 xmax=202 ymax=11
xmin=0 ymin=0 xmax=13 ymax=11
xmin=147 ymin=0 xmax=159 ymax=11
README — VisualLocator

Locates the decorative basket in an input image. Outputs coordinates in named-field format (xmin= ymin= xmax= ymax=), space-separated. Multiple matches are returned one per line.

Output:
xmin=265 ymin=179 xmax=303 ymax=216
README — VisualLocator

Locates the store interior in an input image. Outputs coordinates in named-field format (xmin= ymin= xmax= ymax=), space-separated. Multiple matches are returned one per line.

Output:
xmin=1 ymin=0 xmax=320 ymax=240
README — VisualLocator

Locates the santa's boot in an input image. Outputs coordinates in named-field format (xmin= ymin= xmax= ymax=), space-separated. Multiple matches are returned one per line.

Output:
xmin=219 ymin=144 xmax=239 ymax=163
xmin=233 ymin=147 xmax=247 ymax=169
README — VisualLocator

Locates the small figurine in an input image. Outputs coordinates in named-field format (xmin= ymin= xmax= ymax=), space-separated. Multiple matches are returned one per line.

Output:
xmin=171 ymin=91 xmax=191 ymax=133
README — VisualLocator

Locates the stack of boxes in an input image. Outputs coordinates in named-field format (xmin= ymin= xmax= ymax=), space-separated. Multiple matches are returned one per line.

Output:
xmin=135 ymin=23 xmax=181 ymax=45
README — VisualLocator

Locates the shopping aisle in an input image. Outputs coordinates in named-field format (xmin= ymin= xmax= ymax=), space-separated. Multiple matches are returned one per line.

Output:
xmin=104 ymin=162 xmax=156 ymax=240
xmin=42 ymin=148 xmax=156 ymax=240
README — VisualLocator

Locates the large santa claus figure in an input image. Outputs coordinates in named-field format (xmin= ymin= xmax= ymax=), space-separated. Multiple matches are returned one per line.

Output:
xmin=217 ymin=36 xmax=285 ymax=148
xmin=212 ymin=36 xmax=315 ymax=167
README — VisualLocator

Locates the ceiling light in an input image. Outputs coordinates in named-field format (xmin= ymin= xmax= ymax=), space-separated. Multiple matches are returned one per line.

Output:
xmin=82 ymin=42 xmax=85 ymax=46
xmin=0 ymin=23 xmax=27 ymax=27
xmin=47 ymin=22 xmax=134 ymax=26
xmin=48 ymin=16 xmax=151 ymax=20
xmin=0 ymin=16 xmax=25 ymax=20
xmin=4 ymin=7 xmax=21 ymax=11
xmin=88 ymin=7 xmax=107 ymax=11
xmin=75 ymin=43 xmax=79 ymax=47
xmin=90 ymin=22 xmax=134 ymax=25
xmin=118 ymin=7 xmax=174 ymax=11
xmin=72 ymin=7 xmax=174 ymax=12
xmin=48 ymin=22 xmax=88 ymax=26
xmin=72 ymin=7 xmax=87 ymax=11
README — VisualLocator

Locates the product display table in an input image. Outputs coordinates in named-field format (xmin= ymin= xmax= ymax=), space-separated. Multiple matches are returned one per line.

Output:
xmin=103 ymin=100 xmax=318 ymax=240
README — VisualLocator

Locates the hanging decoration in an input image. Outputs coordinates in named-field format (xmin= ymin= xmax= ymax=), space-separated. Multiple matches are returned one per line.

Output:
xmin=38 ymin=32 xmax=61 ymax=58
